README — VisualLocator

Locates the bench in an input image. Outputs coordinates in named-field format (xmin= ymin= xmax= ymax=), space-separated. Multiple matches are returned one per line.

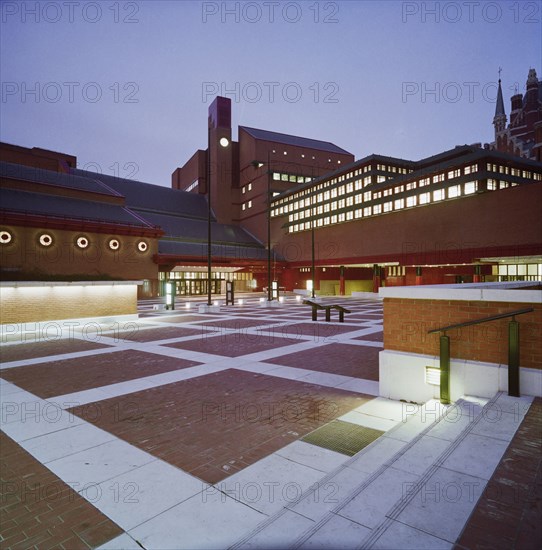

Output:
xmin=303 ymin=300 xmax=351 ymax=322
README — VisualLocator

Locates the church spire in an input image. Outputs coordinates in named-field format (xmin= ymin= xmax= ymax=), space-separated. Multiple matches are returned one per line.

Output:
xmin=493 ymin=68 xmax=507 ymax=134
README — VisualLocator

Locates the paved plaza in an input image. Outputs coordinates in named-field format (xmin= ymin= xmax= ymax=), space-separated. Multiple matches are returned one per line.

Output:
xmin=0 ymin=295 xmax=540 ymax=549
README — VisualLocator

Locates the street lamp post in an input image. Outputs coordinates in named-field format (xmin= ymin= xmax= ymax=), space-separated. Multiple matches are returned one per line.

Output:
xmin=267 ymin=150 xmax=273 ymax=302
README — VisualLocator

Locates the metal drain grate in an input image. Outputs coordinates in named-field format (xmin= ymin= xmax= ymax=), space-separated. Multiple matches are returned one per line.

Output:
xmin=302 ymin=420 xmax=384 ymax=456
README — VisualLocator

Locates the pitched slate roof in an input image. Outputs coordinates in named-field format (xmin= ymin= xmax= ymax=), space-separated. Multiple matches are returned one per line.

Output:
xmin=240 ymin=126 xmax=352 ymax=155
xmin=72 ymin=169 xmax=209 ymax=220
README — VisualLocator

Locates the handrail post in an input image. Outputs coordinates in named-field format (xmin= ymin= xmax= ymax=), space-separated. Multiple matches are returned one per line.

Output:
xmin=440 ymin=333 xmax=451 ymax=404
xmin=508 ymin=318 xmax=520 ymax=397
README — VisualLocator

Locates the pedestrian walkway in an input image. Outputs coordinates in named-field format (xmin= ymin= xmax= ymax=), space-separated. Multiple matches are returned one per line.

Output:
xmin=0 ymin=295 xmax=539 ymax=549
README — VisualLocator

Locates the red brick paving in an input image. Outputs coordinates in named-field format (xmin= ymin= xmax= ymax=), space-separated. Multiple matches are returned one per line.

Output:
xmin=68 ymin=369 xmax=370 ymax=484
xmin=113 ymin=325 xmax=203 ymax=342
xmin=354 ymin=330 xmax=383 ymax=342
xmin=0 ymin=432 xmax=123 ymax=550
xmin=164 ymin=333 xmax=302 ymax=357
xmin=276 ymin=322 xmax=361 ymax=340
xmin=455 ymin=397 xmax=542 ymax=550
xmin=268 ymin=343 xmax=380 ymax=380
xmin=198 ymin=318 xmax=278 ymax=329
xmin=1 ymin=350 xmax=200 ymax=398
xmin=153 ymin=315 xmax=209 ymax=324
xmin=0 ymin=339 xmax=111 ymax=363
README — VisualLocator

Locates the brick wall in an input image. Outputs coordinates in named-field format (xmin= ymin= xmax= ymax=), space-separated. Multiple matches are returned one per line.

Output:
xmin=383 ymin=298 xmax=542 ymax=370
xmin=0 ymin=283 xmax=137 ymax=324
xmin=0 ymin=225 xmax=158 ymax=281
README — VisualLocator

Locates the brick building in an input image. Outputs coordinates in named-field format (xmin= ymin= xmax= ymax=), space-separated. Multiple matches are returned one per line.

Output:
xmin=1 ymin=74 xmax=541 ymax=298
xmin=491 ymin=68 xmax=542 ymax=161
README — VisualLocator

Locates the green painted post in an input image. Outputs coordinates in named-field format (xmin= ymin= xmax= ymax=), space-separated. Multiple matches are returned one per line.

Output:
xmin=508 ymin=319 xmax=520 ymax=397
xmin=440 ymin=334 xmax=451 ymax=404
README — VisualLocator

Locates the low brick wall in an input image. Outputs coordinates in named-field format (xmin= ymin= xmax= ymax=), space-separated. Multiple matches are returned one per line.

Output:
xmin=384 ymin=298 xmax=541 ymax=370
xmin=378 ymin=283 xmax=542 ymax=402
xmin=0 ymin=281 xmax=139 ymax=325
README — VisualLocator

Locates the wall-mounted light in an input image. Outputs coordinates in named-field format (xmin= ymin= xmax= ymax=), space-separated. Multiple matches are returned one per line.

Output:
xmin=219 ymin=137 xmax=230 ymax=148
xmin=38 ymin=233 xmax=53 ymax=247
xmin=137 ymin=241 xmax=148 ymax=253
xmin=108 ymin=238 xmax=120 ymax=251
xmin=0 ymin=230 xmax=13 ymax=245
xmin=76 ymin=236 xmax=89 ymax=249
xmin=425 ymin=366 xmax=441 ymax=386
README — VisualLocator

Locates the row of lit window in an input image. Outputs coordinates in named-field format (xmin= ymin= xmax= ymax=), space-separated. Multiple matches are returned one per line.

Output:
xmin=0 ymin=230 xmax=149 ymax=252
xmin=273 ymin=164 xmax=482 ymax=211
xmin=286 ymin=182 xmax=483 ymax=232
xmin=241 ymin=200 xmax=253 ymax=210
xmin=273 ymin=175 xmax=481 ymax=218
xmin=486 ymin=164 xmax=536 ymax=178
xmin=241 ymin=183 xmax=252 ymax=194
xmin=273 ymin=163 xmax=487 ymax=215
xmin=493 ymin=264 xmax=542 ymax=277
xmin=375 ymin=164 xmax=412 ymax=174
xmin=272 ymin=172 xmax=313 ymax=184
xmin=159 ymin=271 xmax=252 ymax=280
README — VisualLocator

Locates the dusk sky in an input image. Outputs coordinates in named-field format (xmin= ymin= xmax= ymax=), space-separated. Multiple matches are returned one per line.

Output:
xmin=1 ymin=0 xmax=540 ymax=186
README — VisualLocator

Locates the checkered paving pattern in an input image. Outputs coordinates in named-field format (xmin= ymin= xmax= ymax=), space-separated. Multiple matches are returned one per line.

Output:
xmin=1 ymin=350 xmax=201 ymax=399
xmin=0 ymin=432 xmax=123 ymax=549
xmin=69 ymin=369 xmax=369 ymax=484
xmin=0 ymin=294 xmax=385 ymax=548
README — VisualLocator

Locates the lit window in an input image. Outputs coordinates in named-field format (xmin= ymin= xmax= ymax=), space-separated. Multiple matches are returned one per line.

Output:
xmin=419 ymin=192 xmax=430 ymax=204
xmin=248 ymin=200 xmax=252 ymax=208
xmin=242 ymin=187 xmax=246 ymax=194
xmin=383 ymin=201 xmax=393 ymax=212
xmin=433 ymin=189 xmax=445 ymax=201
xmin=448 ymin=185 xmax=461 ymax=198
xmin=248 ymin=183 xmax=252 ymax=191
xmin=487 ymin=179 xmax=497 ymax=191
xmin=363 ymin=206 xmax=372 ymax=216
xmin=394 ymin=199 xmax=404 ymax=209
xmin=373 ymin=204 xmax=382 ymax=214
xmin=242 ymin=203 xmax=246 ymax=211
xmin=273 ymin=173 xmax=280 ymax=180
xmin=464 ymin=181 xmax=477 ymax=194
xmin=406 ymin=196 xmax=417 ymax=207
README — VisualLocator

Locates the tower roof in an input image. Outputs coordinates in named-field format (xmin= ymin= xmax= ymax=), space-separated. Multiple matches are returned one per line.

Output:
xmin=495 ymin=78 xmax=506 ymax=117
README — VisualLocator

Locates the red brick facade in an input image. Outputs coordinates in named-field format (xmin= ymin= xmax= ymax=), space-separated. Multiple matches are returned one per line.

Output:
xmin=383 ymin=298 xmax=542 ymax=370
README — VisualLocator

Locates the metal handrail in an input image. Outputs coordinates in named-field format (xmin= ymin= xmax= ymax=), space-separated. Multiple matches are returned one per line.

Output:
xmin=427 ymin=306 xmax=535 ymax=403
xmin=428 ymin=307 xmax=534 ymax=334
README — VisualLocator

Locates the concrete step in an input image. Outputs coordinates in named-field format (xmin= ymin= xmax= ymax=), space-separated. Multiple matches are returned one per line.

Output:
xmin=232 ymin=392 xmax=534 ymax=549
